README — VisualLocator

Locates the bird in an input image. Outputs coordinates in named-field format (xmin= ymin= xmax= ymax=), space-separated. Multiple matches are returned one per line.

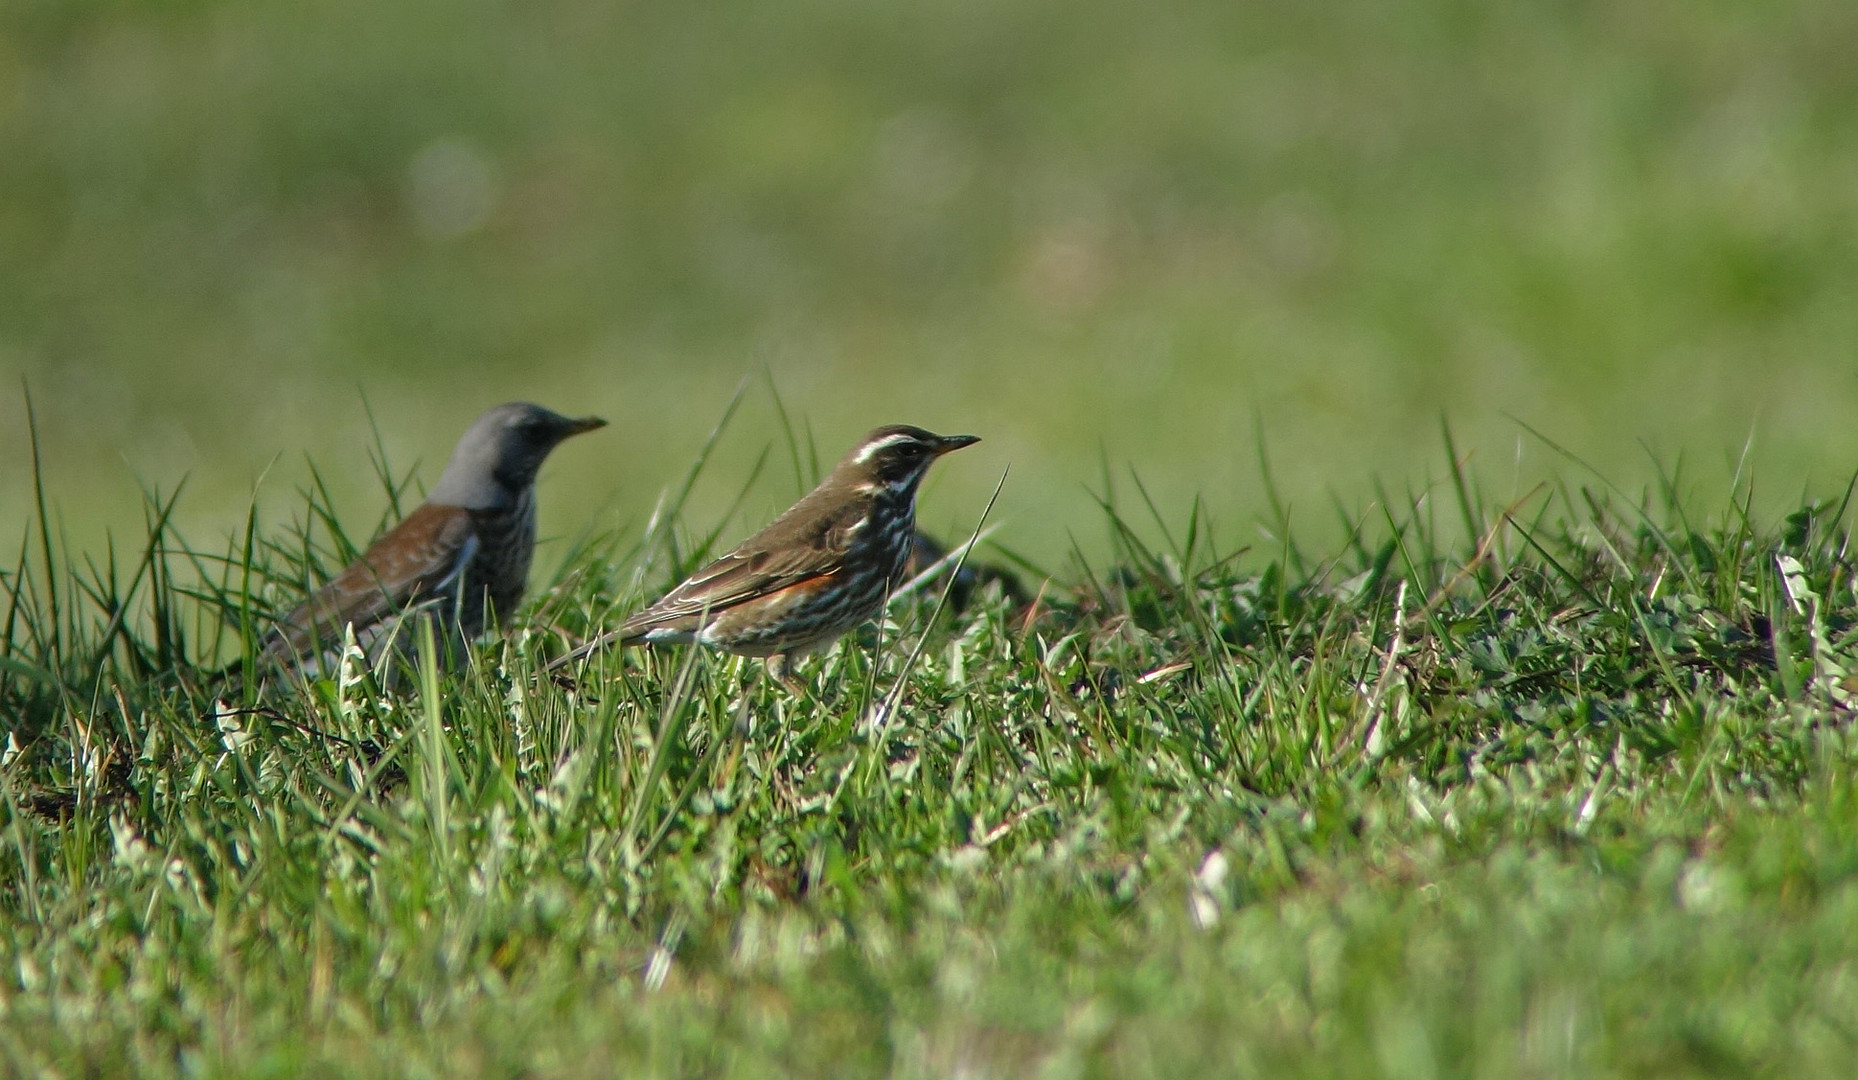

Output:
xmin=558 ymin=425 xmax=980 ymax=686
xmin=259 ymin=402 xmax=607 ymax=677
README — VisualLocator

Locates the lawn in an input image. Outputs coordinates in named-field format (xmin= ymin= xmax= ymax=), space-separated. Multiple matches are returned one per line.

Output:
xmin=4 ymin=435 xmax=1858 ymax=1076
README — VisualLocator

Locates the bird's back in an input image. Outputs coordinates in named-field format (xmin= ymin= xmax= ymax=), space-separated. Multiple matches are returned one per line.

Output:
xmin=620 ymin=479 xmax=916 ymax=644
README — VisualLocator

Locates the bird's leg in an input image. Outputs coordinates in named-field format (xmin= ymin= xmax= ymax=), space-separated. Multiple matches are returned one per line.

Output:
xmin=765 ymin=653 xmax=808 ymax=696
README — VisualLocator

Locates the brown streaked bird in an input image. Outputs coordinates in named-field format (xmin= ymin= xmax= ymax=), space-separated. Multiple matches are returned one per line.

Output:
xmin=559 ymin=425 xmax=980 ymax=685
xmin=261 ymin=402 xmax=606 ymax=676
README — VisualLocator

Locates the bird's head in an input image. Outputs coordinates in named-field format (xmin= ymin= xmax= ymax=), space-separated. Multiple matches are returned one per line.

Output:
xmin=833 ymin=425 xmax=980 ymax=500
xmin=429 ymin=402 xmax=607 ymax=509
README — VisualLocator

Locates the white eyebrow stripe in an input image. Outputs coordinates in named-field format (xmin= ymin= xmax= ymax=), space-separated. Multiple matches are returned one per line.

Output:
xmin=854 ymin=433 xmax=921 ymax=464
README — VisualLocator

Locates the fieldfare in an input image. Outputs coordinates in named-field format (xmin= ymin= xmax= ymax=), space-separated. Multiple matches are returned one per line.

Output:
xmin=260 ymin=402 xmax=606 ymax=676
xmin=559 ymin=425 xmax=979 ymax=684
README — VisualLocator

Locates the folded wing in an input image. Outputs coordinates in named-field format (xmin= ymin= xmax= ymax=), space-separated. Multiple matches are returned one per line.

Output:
xmin=621 ymin=495 xmax=869 ymax=638
xmin=263 ymin=502 xmax=478 ymax=664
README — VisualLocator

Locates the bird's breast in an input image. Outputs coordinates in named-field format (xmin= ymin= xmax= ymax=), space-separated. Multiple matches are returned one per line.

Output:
xmin=848 ymin=497 xmax=917 ymax=584
xmin=467 ymin=487 xmax=537 ymax=619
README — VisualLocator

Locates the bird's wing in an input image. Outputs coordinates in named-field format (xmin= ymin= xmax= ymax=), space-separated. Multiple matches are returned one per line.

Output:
xmin=621 ymin=495 xmax=868 ymax=635
xmin=265 ymin=502 xmax=478 ymax=663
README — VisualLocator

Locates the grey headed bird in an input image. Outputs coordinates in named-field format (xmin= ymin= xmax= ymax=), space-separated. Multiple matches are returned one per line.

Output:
xmin=261 ymin=402 xmax=607 ymax=676
xmin=559 ymin=425 xmax=979 ymax=687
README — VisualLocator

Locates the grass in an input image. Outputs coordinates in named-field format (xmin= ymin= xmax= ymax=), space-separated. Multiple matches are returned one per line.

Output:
xmin=6 ymin=6 xmax=1858 ymax=1070
xmin=5 ymin=415 xmax=1858 ymax=1078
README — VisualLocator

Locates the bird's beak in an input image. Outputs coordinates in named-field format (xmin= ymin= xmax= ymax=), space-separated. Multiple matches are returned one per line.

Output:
xmin=934 ymin=433 xmax=981 ymax=455
xmin=564 ymin=416 xmax=609 ymax=437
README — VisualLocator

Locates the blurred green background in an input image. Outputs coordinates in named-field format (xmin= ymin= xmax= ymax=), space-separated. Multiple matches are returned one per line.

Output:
xmin=3 ymin=0 xmax=1856 ymax=567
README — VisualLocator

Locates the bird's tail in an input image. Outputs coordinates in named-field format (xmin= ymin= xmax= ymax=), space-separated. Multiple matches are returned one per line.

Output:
xmin=544 ymin=626 xmax=650 ymax=672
